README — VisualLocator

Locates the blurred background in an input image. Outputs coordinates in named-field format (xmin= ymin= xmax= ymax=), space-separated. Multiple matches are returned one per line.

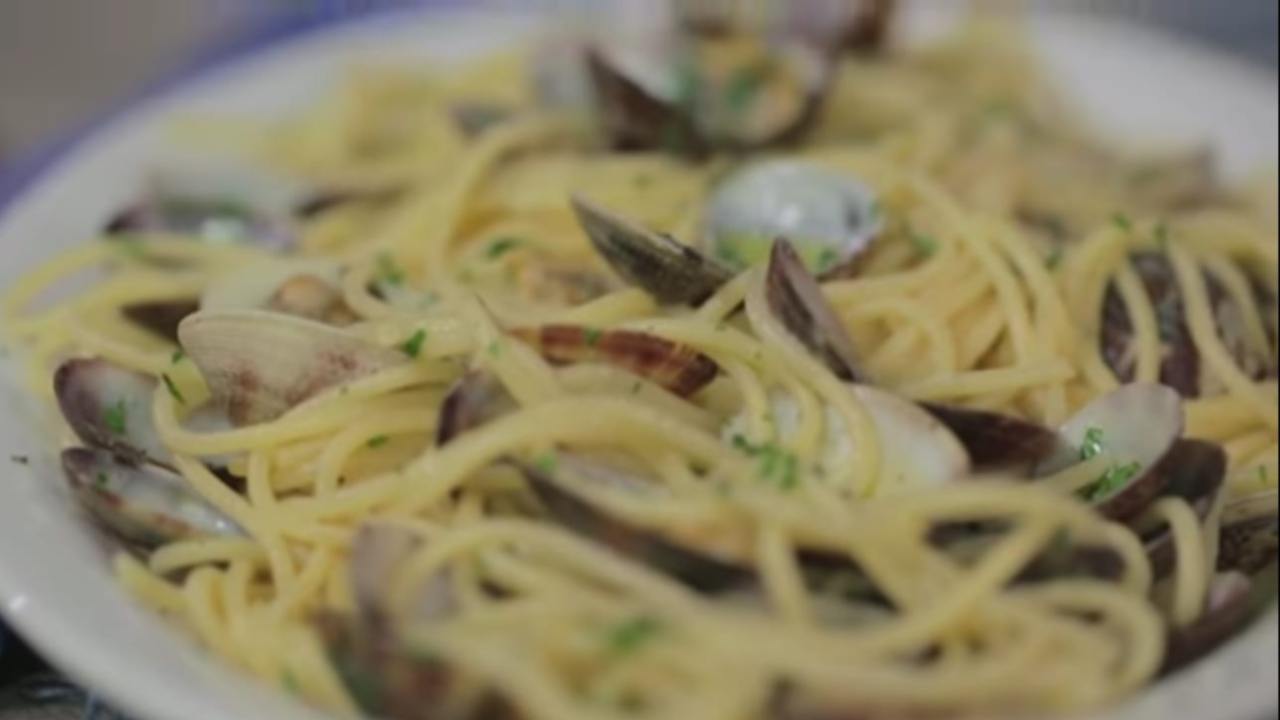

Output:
xmin=0 ymin=1 xmax=1276 ymax=173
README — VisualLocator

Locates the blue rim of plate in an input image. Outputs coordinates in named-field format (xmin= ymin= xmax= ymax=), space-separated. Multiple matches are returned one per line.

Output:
xmin=0 ymin=1 xmax=463 ymax=218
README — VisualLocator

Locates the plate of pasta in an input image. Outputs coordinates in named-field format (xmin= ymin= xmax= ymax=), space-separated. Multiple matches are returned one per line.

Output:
xmin=0 ymin=3 xmax=1277 ymax=720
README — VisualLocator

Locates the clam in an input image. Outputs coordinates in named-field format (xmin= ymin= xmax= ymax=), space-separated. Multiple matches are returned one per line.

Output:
xmin=765 ymin=239 xmax=865 ymax=381
xmin=122 ymin=299 xmax=201 ymax=343
xmin=586 ymin=32 xmax=830 ymax=155
xmin=178 ymin=310 xmax=406 ymax=426
xmin=1161 ymin=568 xmax=1275 ymax=675
xmin=104 ymin=165 xmax=296 ymax=250
xmin=61 ymin=447 xmax=241 ymax=549
xmin=508 ymin=325 xmax=719 ymax=397
xmin=1207 ymin=269 xmax=1279 ymax=382
xmin=1101 ymin=253 xmax=1199 ymax=396
xmin=708 ymin=161 xmax=883 ymax=276
xmin=437 ymin=372 xmax=518 ymax=446
xmin=571 ymin=195 xmax=734 ymax=306
xmin=350 ymin=523 xmax=455 ymax=626
xmin=520 ymin=456 xmax=753 ymax=593
xmin=199 ymin=258 xmax=353 ymax=325
xmin=54 ymin=358 xmax=171 ymax=467
xmin=1032 ymin=383 xmax=1184 ymax=521
xmin=1217 ymin=489 xmax=1278 ymax=575
xmin=1140 ymin=440 xmax=1226 ymax=579
xmin=918 ymin=403 xmax=1058 ymax=471
xmin=316 ymin=613 xmax=519 ymax=720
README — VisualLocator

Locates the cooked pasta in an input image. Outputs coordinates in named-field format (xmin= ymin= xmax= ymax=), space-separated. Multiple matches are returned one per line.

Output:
xmin=3 ymin=7 xmax=1277 ymax=720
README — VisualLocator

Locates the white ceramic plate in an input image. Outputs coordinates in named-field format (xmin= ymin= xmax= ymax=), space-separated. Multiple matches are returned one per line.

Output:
xmin=0 ymin=5 xmax=1276 ymax=720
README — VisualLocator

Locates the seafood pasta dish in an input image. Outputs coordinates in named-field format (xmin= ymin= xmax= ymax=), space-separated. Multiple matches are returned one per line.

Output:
xmin=2 ymin=3 xmax=1277 ymax=719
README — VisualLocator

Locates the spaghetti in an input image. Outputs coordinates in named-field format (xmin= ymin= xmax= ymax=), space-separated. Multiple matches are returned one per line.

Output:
xmin=3 ymin=9 xmax=1277 ymax=720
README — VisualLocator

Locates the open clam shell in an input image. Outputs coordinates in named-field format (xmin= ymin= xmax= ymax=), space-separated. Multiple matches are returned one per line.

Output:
xmin=709 ymin=162 xmax=882 ymax=276
xmin=350 ymin=523 xmax=455 ymax=627
xmin=1218 ymin=489 xmax=1278 ymax=575
xmin=1101 ymin=253 xmax=1200 ymax=397
xmin=122 ymin=300 xmax=200 ymax=343
xmin=1161 ymin=569 xmax=1275 ymax=675
xmin=509 ymin=325 xmax=719 ymax=397
xmin=200 ymin=258 xmax=353 ymax=324
xmin=54 ymin=358 xmax=171 ymax=467
xmin=852 ymin=385 xmax=971 ymax=496
xmin=765 ymin=240 xmax=865 ymax=381
xmin=520 ymin=456 xmax=753 ymax=593
xmin=316 ymin=613 xmax=519 ymax=720
xmin=61 ymin=447 xmax=241 ymax=549
xmin=437 ymin=372 xmax=518 ymax=446
xmin=571 ymin=195 xmax=733 ymax=306
xmin=178 ymin=310 xmax=406 ymax=426
xmin=1140 ymin=440 xmax=1227 ymax=579
xmin=919 ymin=404 xmax=1058 ymax=471
xmin=1033 ymin=383 xmax=1184 ymax=521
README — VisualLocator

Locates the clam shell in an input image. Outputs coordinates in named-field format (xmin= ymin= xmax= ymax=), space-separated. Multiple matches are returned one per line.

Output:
xmin=919 ymin=403 xmax=1058 ymax=471
xmin=350 ymin=523 xmax=454 ymax=627
xmin=200 ymin=258 xmax=343 ymax=314
xmin=61 ymin=447 xmax=240 ymax=549
xmin=1218 ymin=489 xmax=1278 ymax=574
xmin=54 ymin=358 xmax=170 ymax=467
xmin=766 ymin=240 xmax=865 ymax=381
xmin=509 ymin=325 xmax=719 ymax=397
xmin=853 ymin=385 xmax=971 ymax=495
xmin=1033 ymin=383 xmax=1184 ymax=521
xmin=437 ymin=371 xmax=518 ymax=446
xmin=178 ymin=310 xmax=405 ymax=426
xmin=572 ymin=194 xmax=733 ymax=306
xmin=1161 ymin=569 xmax=1274 ymax=675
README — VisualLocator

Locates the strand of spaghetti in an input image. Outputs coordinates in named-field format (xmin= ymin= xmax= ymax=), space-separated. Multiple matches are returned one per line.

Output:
xmin=312 ymin=407 xmax=438 ymax=495
xmin=756 ymin=524 xmax=812 ymax=626
xmin=114 ymin=553 xmax=186 ymax=616
xmin=1199 ymin=253 xmax=1272 ymax=360
xmin=896 ymin=360 xmax=1074 ymax=401
xmin=1167 ymin=246 xmax=1278 ymax=429
xmin=149 ymin=537 xmax=268 ymax=575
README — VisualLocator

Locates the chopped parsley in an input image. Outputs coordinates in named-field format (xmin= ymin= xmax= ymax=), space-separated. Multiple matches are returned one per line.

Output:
xmin=487 ymin=340 xmax=502 ymax=358
xmin=281 ymin=670 xmax=301 ymax=696
xmin=731 ymin=434 xmax=799 ymax=491
xmin=366 ymin=434 xmax=390 ymax=449
xmin=170 ymin=349 xmax=185 ymax=364
xmin=533 ymin=451 xmax=558 ymax=475
xmin=485 ymin=237 xmax=523 ymax=260
xmin=816 ymin=247 xmax=840 ymax=273
xmin=605 ymin=616 xmax=662 ymax=657
xmin=1079 ymin=427 xmax=1105 ymax=461
xmin=161 ymin=373 xmax=185 ymax=404
xmin=399 ymin=329 xmax=427 ymax=358
xmin=1154 ymin=222 xmax=1170 ymax=249
xmin=1082 ymin=461 xmax=1141 ymax=501
xmin=583 ymin=327 xmax=603 ymax=347
xmin=630 ymin=380 xmax=644 ymax=394
xmin=1111 ymin=213 xmax=1133 ymax=233
xmin=375 ymin=253 xmax=405 ymax=286
xmin=724 ymin=61 xmax=771 ymax=114
xmin=103 ymin=400 xmax=128 ymax=435
xmin=909 ymin=231 xmax=938 ymax=257
xmin=115 ymin=237 xmax=147 ymax=259
xmin=95 ymin=471 xmax=109 ymax=487
xmin=1046 ymin=244 xmax=1064 ymax=270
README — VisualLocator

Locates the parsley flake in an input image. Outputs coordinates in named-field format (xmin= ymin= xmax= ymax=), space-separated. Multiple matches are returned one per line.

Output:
xmin=731 ymin=434 xmax=800 ymax=491
xmin=367 ymin=435 xmax=390 ymax=449
xmin=281 ymin=670 xmax=301 ymax=696
xmin=816 ymin=248 xmax=840 ymax=273
xmin=605 ymin=616 xmax=661 ymax=657
xmin=488 ymin=340 xmax=502 ymax=358
xmin=103 ymin=400 xmax=128 ymax=435
xmin=909 ymin=231 xmax=938 ymax=257
xmin=1154 ymin=222 xmax=1170 ymax=249
xmin=1111 ymin=213 xmax=1133 ymax=233
xmin=400 ymin=329 xmax=427 ymax=358
xmin=583 ymin=327 xmax=603 ymax=347
xmin=95 ymin=471 xmax=109 ymax=487
xmin=171 ymin=349 xmax=185 ymax=364
xmin=533 ymin=451 xmax=558 ymax=475
xmin=376 ymin=253 xmax=405 ymax=286
xmin=161 ymin=374 xmax=185 ymax=404
xmin=1046 ymin=245 xmax=1064 ymax=270
xmin=1082 ymin=461 xmax=1141 ymax=501
xmin=485 ymin=237 xmax=523 ymax=260
xmin=1079 ymin=427 xmax=1105 ymax=461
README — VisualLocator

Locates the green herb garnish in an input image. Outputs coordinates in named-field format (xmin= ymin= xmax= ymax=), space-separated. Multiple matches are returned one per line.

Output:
xmin=1079 ymin=426 xmax=1105 ymax=461
xmin=583 ymin=327 xmax=603 ymax=347
xmin=1046 ymin=244 xmax=1064 ymax=270
xmin=731 ymin=434 xmax=800 ymax=491
xmin=487 ymin=340 xmax=502 ymax=358
xmin=161 ymin=374 xmax=185 ymax=404
xmin=1154 ymin=221 xmax=1170 ymax=249
xmin=170 ymin=349 xmax=185 ymax=364
xmin=367 ymin=435 xmax=390 ymax=449
xmin=533 ymin=451 xmax=558 ymax=474
xmin=605 ymin=616 xmax=662 ymax=657
xmin=376 ymin=253 xmax=405 ymax=286
xmin=95 ymin=472 xmax=109 ymax=487
xmin=400 ymin=329 xmax=427 ymax=358
xmin=724 ymin=61 xmax=771 ymax=114
xmin=816 ymin=248 xmax=840 ymax=273
xmin=1082 ymin=461 xmax=1141 ymax=501
xmin=103 ymin=400 xmax=128 ymax=435
xmin=281 ymin=670 xmax=301 ymax=696
xmin=909 ymin=231 xmax=938 ymax=257
xmin=1111 ymin=213 xmax=1133 ymax=233
xmin=485 ymin=237 xmax=523 ymax=260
